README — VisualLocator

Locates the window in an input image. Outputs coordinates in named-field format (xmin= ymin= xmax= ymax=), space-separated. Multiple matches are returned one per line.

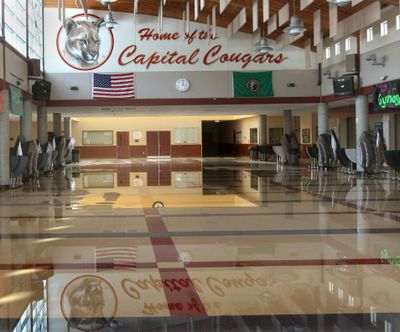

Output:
xmin=345 ymin=37 xmax=351 ymax=51
xmin=335 ymin=42 xmax=341 ymax=55
xmin=380 ymin=20 xmax=388 ymax=37
xmin=28 ymin=0 xmax=44 ymax=69
xmin=397 ymin=15 xmax=400 ymax=30
xmin=83 ymin=174 xmax=114 ymax=188
xmin=4 ymin=0 xmax=27 ymax=56
xmin=367 ymin=27 xmax=374 ymax=42
xmin=174 ymin=128 xmax=199 ymax=144
xmin=325 ymin=47 xmax=331 ymax=59
xmin=250 ymin=128 xmax=258 ymax=144
xmin=82 ymin=131 xmax=113 ymax=145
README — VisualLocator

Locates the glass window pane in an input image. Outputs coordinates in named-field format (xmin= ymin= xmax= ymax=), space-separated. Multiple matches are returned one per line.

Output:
xmin=28 ymin=0 xmax=43 ymax=69
xmin=4 ymin=0 xmax=27 ymax=56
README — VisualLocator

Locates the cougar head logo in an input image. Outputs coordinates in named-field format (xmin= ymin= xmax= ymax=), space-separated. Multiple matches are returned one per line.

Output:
xmin=63 ymin=18 xmax=104 ymax=68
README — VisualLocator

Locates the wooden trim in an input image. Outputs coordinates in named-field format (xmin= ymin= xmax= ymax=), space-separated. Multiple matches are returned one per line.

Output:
xmin=46 ymin=96 xmax=321 ymax=107
xmin=321 ymin=85 xmax=376 ymax=103
xmin=171 ymin=144 xmax=202 ymax=157
xmin=76 ymin=146 xmax=117 ymax=158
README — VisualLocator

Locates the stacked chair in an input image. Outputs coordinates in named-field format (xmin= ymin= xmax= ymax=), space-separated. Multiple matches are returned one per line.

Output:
xmin=281 ymin=132 xmax=300 ymax=166
xmin=10 ymin=136 xmax=29 ymax=188
xmin=316 ymin=134 xmax=334 ymax=170
xmin=377 ymin=129 xmax=400 ymax=181
xmin=330 ymin=130 xmax=355 ymax=174
xmin=305 ymin=145 xmax=319 ymax=169
xmin=359 ymin=129 xmax=384 ymax=175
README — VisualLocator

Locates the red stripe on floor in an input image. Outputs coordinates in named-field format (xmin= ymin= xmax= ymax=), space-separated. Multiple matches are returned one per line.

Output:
xmin=144 ymin=211 xmax=207 ymax=317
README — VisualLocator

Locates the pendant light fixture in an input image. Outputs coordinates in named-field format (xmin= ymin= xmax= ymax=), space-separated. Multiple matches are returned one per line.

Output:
xmin=255 ymin=26 xmax=273 ymax=54
xmin=101 ymin=3 xmax=118 ymax=29
xmin=283 ymin=0 xmax=306 ymax=37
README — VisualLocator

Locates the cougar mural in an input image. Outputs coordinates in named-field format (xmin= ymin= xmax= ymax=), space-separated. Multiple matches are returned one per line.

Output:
xmin=63 ymin=17 xmax=104 ymax=68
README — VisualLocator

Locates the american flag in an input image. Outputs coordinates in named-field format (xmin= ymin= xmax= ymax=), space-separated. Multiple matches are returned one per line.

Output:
xmin=92 ymin=73 xmax=135 ymax=99
xmin=95 ymin=246 xmax=137 ymax=271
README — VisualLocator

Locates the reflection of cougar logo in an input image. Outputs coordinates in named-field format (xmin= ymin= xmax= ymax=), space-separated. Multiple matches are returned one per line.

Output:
xmin=63 ymin=18 xmax=104 ymax=68
xmin=67 ymin=277 xmax=107 ymax=330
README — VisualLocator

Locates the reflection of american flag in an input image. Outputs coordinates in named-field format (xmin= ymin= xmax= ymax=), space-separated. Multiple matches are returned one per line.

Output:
xmin=95 ymin=247 xmax=137 ymax=271
xmin=92 ymin=73 xmax=135 ymax=99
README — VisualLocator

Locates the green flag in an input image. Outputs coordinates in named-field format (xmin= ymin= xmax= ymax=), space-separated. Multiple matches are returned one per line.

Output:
xmin=233 ymin=71 xmax=274 ymax=97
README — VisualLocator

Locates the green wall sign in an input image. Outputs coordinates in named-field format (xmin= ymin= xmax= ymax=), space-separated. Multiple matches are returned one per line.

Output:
xmin=375 ymin=80 xmax=400 ymax=112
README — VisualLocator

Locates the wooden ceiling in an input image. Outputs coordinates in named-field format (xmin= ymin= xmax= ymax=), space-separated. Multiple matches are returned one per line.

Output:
xmin=44 ymin=0 xmax=397 ymax=48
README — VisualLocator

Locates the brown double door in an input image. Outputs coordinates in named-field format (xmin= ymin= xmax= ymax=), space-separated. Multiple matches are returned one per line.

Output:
xmin=146 ymin=131 xmax=171 ymax=158
xmin=117 ymin=131 xmax=130 ymax=159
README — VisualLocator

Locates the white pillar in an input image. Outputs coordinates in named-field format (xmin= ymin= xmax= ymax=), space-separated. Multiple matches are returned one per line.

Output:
xmin=355 ymin=95 xmax=369 ymax=171
xmin=318 ymin=103 xmax=329 ymax=136
xmin=258 ymin=114 xmax=267 ymax=145
xmin=382 ymin=113 xmax=395 ymax=150
xmin=37 ymin=105 xmax=48 ymax=144
xmin=283 ymin=109 xmax=292 ymax=135
xmin=53 ymin=113 xmax=62 ymax=137
xmin=64 ymin=117 xmax=72 ymax=139
xmin=21 ymin=99 xmax=33 ymax=141
xmin=0 ymin=90 xmax=10 ymax=189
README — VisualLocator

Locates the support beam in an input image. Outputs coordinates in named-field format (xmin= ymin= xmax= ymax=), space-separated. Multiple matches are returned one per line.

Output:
xmin=283 ymin=109 xmax=292 ymax=135
xmin=317 ymin=102 xmax=329 ymax=136
xmin=0 ymin=90 xmax=10 ymax=189
xmin=37 ymin=106 xmax=48 ymax=144
xmin=53 ymin=113 xmax=62 ymax=137
xmin=258 ymin=114 xmax=267 ymax=145
xmin=21 ymin=99 xmax=33 ymax=141
xmin=355 ymin=95 xmax=369 ymax=171
xmin=64 ymin=117 xmax=72 ymax=139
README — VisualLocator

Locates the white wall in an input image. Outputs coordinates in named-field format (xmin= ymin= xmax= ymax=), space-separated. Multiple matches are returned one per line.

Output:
xmin=320 ymin=6 xmax=400 ymax=95
xmin=46 ymin=70 xmax=320 ymax=100
xmin=5 ymin=47 xmax=29 ymax=91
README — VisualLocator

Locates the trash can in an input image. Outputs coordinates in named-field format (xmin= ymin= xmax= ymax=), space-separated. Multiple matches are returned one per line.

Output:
xmin=72 ymin=149 xmax=80 ymax=163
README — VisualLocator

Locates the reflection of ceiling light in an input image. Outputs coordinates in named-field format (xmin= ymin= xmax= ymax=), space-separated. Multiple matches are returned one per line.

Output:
xmin=326 ymin=0 xmax=351 ymax=7
xmin=101 ymin=11 xmax=118 ymax=30
xmin=283 ymin=16 xmax=307 ymax=36
xmin=255 ymin=37 xmax=273 ymax=54
xmin=97 ymin=0 xmax=118 ymax=5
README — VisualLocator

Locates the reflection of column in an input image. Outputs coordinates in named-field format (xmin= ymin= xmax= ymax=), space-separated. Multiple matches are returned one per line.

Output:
xmin=37 ymin=105 xmax=48 ymax=144
xmin=339 ymin=118 xmax=348 ymax=148
xmin=258 ymin=176 xmax=268 ymax=202
xmin=355 ymin=95 xmax=369 ymax=171
xmin=53 ymin=113 xmax=62 ymax=137
xmin=64 ymin=117 xmax=72 ymax=139
xmin=283 ymin=109 xmax=292 ymax=135
xmin=21 ymin=99 xmax=33 ymax=140
xmin=258 ymin=114 xmax=267 ymax=145
xmin=356 ymin=179 xmax=368 ymax=255
xmin=318 ymin=103 xmax=329 ymax=136
xmin=382 ymin=113 xmax=395 ymax=150
xmin=0 ymin=90 xmax=10 ymax=188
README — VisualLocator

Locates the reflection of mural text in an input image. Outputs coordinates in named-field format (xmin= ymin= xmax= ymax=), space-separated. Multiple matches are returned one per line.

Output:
xmin=121 ymin=272 xmax=269 ymax=299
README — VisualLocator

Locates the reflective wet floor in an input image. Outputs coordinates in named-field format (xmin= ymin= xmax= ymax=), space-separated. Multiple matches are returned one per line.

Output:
xmin=1 ymin=158 xmax=400 ymax=331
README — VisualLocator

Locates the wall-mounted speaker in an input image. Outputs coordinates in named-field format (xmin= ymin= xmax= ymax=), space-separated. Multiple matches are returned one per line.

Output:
xmin=345 ymin=54 xmax=359 ymax=74
xmin=28 ymin=59 xmax=41 ymax=77
xmin=32 ymin=80 xmax=51 ymax=100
